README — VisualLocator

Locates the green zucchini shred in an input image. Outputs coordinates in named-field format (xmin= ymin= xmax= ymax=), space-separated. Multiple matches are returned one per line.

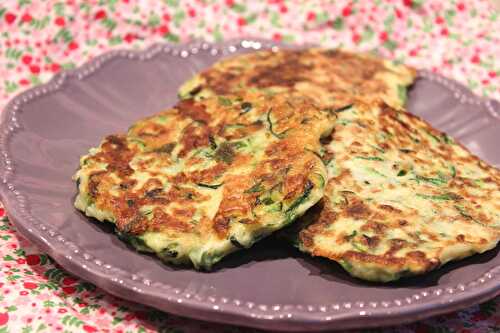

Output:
xmin=286 ymin=180 xmax=314 ymax=213
xmin=413 ymin=174 xmax=447 ymax=186
xmin=244 ymin=181 xmax=264 ymax=193
xmin=416 ymin=192 xmax=462 ymax=201
xmin=397 ymin=85 xmax=407 ymax=104
xmin=229 ymin=236 xmax=245 ymax=249
xmin=116 ymin=232 xmax=153 ymax=253
xmin=196 ymin=182 xmax=223 ymax=189
xmin=450 ymin=165 xmax=456 ymax=178
xmin=355 ymin=156 xmax=384 ymax=161
xmin=266 ymin=108 xmax=289 ymax=139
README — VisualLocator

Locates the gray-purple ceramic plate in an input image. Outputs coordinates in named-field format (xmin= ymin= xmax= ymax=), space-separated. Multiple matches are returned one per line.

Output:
xmin=1 ymin=39 xmax=499 ymax=332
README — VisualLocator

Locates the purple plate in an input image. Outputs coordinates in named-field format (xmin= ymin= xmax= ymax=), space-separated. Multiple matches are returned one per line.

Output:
xmin=0 ymin=39 xmax=499 ymax=332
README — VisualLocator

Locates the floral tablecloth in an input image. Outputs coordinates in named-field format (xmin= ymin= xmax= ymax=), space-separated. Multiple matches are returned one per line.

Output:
xmin=1 ymin=0 xmax=499 ymax=332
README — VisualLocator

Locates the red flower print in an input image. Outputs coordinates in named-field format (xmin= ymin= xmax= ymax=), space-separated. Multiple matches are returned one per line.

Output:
xmin=225 ymin=0 xmax=234 ymax=6
xmin=435 ymin=16 xmax=444 ymax=24
xmin=457 ymin=2 xmax=465 ymax=11
xmin=342 ymin=6 xmax=351 ymax=17
xmin=4 ymin=12 xmax=16 ymax=24
xmin=23 ymin=282 xmax=38 ymax=289
xmin=395 ymin=8 xmax=403 ymax=19
xmin=58 ymin=308 xmax=67 ymax=314
xmin=68 ymin=41 xmax=79 ymax=51
xmin=272 ymin=33 xmax=282 ymax=41
xmin=17 ymin=258 xmax=26 ymax=264
xmin=51 ymin=63 xmax=61 ymax=73
xmin=0 ymin=207 xmax=4 ymax=216
xmin=19 ymin=79 xmax=30 ymax=86
xmin=280 ymin=5 xmax=288 ymax=13
xmin=26 ymin=254 xmax=40 ymax=265
xmin=61 ymin=276 xmax=78 ymax=286
xmin=62 ymin=286 xmax=76 ymax=294
xmin=409 ymin=48 xmax=418 ymax=56
xmin=471 ymin=54 xmax=480 ymax=64
xmin=488 ymin=71 xmax=497 ymax=78
xmin=352 ymin=33 xmax=361 ymax=44
xmin=30 ymin=65 xmax=41 ymax=74
xmin=83 ymin=325 xmax=98 ymax=333
xmin=306 ymin=12 xmax=316 ymax=21
xmin=237 ymin=17 xmax=246 ymax=26
xmin=94 ymin=10 xmax=107 ymax=20
xmin=187 ymin=8 xmax=196 ymax=18
xmin=403 ymin=0 xmax=413 ymax=7
xmin=21 ymin=55 xmax=33 ymax=65
xmin=124 ymin=33 xmax=136 ymax=43
xmin=158 ymin=25 xmax=169 ymax=35
xmin=440 ymin=28 xmax=449 ymax=36
xmin=163 ymin=13 xmax=171 ymax=21
xmin=19 ymin=290 xmax=29 ymax=296
xmin=0 ymin=313 xmax=9 ymax=326
xmin=55 ymin=17 xmax=66 ymax=26
xmin=379 ymin=31 xmax=388 ymax=42
xmin=21 ymin=13 xmax=33 ymax=23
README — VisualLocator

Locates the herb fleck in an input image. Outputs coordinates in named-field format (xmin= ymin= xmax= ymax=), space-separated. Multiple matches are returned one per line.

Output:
xmin=442 ymin=133 xmax=454 ymax=144
xmin=154 ymin=143 xmax=176 ymax=154
xmin=244 ymin=182 xmax=264 ymax=193
xmin=218 ymin=96 xmax=232 ymax=106
xmin=397 ymin=170 xmax=407 ymax=177
xmin=240 ymin=102 xmax=252 ymax=114
xmin=334 ymin=104 xmax=353 ymax=113
xmin=229 ymin=236 xmax=245 ymax=249
xmin=197 ymin=183 xmax=223 ymax=189
xmin=450 ymin=165 xmax=456 ymax=178
xmin=214 ymin=142 xmax=235 ymax=164
xmin=208 ymin=135 xmax=217 ymax=150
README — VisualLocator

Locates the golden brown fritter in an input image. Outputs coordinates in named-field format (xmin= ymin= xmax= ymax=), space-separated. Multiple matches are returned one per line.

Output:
xmin=74 ymin=91 xmax=334 ymax=269
xmin=283 ymin=102 xmax=500 ymax=282
xmin=179 ymin=48 xmax=416 ymax=110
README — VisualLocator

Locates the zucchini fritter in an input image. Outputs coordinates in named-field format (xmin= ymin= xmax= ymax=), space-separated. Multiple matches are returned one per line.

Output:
xmin=284 ymin=102 xmax=500 ymax=282
xmin=74 ymin=92 xmax=334 ymax=269
xmin=179 ymin=48 xmax=416 ymax=110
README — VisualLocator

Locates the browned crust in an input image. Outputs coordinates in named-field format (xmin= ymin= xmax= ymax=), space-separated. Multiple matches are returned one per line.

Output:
xmin=196 ymin=49 xmax=416 ymax=109
xmin=295 ymin=101 xmax=500 ymax=278
xmin=79 ymin=92 xmax=330 ymax=243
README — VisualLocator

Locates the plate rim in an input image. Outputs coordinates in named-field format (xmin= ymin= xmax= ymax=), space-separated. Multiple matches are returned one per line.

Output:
xmin=0 ymin=38 xmax=499 ymax=331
